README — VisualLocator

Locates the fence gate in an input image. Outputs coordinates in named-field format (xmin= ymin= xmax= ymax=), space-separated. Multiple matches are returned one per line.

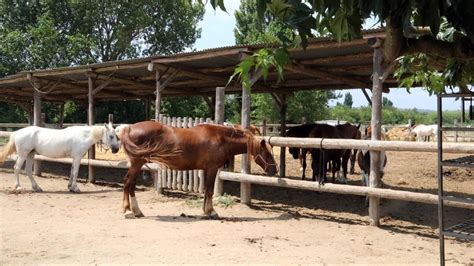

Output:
xmin=154 ymin=116 xmax=213 ymax=194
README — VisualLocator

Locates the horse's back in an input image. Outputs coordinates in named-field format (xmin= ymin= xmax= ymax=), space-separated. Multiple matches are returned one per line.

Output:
xmin=14 ymin=126 xmax=91 ymax=157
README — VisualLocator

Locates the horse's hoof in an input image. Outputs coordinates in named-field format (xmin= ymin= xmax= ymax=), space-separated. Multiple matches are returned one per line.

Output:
xmin=134 ymin=212 xmax=145 ymax=218
xmin=124 ymin=211 xmax=136 ymax=219
xmin=14 ymin=186 xmax=22 ymax=191
xmin=69 ymin=187 xmax=81 ymax=193
xmin=203 ymin=210 xmax=219 ymax=219
xmin=33 ymin=187 xmax=43 ymax=193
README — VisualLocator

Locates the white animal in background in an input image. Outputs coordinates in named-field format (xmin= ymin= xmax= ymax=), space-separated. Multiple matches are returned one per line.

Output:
xmin=409 ymin=124 xmax=439 ymax=142
xmin=0 ymin=122 xmax=120 ymax=192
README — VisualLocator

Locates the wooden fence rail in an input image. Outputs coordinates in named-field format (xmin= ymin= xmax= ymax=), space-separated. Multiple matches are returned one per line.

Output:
xmin=261 ymin=136 xmax=474 ymax=154
xmin=218 ymin=172 xmax=474 ymax=210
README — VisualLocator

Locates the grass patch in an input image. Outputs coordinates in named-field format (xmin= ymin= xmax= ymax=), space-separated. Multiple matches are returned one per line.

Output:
xmin=214 ymin=193 xmax=236 ymax=208
xmin=183 ymin=193 xmax=236 ymax=209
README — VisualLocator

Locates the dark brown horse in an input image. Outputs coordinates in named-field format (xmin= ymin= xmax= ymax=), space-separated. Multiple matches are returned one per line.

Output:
xmin=308 ymin=124 xmax=347 ymax=184
xmin=119 ymin=121 xmax=277 ymax=218
xmin=285 ymin=124 xmax=317 ymax=180
xmin=335 ymin=123 xmax=361 ymax=176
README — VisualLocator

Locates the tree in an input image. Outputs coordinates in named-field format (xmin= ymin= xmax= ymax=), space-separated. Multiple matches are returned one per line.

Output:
xmin=382 ymin=97 xmax=394 ymax=108
xmin=233 ymin=0 xmax=335 ymax=123
xmin=212 ymin=0 xmax=474 ymax=94
xmin=0 ymin=0 xmax=205 ymax=123
xmin=343 ymin=93 xmax=353 ymax=108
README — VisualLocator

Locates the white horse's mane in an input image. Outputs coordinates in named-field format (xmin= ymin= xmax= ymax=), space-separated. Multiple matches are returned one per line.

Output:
xmin=91 ymin=125 xmax=105 ymax=142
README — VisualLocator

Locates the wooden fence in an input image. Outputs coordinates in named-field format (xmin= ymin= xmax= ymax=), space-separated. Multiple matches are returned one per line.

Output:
xmin=217 ymin=137 xmax=474 ymax=213
xmin=255 ymin=122 xmax=474 ymax=142
xmin=153 ymin=116 xmax=214 ymax=194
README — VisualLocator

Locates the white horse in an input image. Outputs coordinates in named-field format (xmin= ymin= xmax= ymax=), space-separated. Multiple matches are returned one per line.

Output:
xmin=0 ymin=122 xmax=120 ymax=192
xmin=408 ymin=124 xmax=438 ymax=142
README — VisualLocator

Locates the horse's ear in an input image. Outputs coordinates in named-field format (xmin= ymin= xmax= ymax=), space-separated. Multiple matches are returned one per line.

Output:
xmin=260 ymin=139 xmax=266 ymax=146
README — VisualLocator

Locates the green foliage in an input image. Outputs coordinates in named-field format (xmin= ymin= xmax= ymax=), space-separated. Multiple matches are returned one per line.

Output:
xmin=394 ymin=53 xmax=473 ymax=95
xmin=382 ymin=97 xmax=394 ymax=107
xmin=327 ymin=104 xmax=464 ymax=125
xmin=214 ymin=193 xmax=236 ymax=208
xmin=161 ymin=97 xmax=211 ymax=119
xmin=217 ymin=1 xmax=474 ymax=97
xmin=0 ymin=102 xmax=28 ymax=123
xmin=0 ymin=0 xmax=205 ymax=123
xmin=343 ymin=93 xmax=353 ymax=108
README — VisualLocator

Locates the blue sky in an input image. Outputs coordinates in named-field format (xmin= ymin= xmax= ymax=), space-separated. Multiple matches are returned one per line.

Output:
xmin=193 ymin=1 xmax=461 ymax=111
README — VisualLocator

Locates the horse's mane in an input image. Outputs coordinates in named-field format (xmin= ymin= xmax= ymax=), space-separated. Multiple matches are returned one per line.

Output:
xmin=285 ymin=124 xmax=317 ymax=137
xmin=90 ymin=126 xmax=105 ymax=142
xmin=120 ymin=125 xmax=181 ymax=168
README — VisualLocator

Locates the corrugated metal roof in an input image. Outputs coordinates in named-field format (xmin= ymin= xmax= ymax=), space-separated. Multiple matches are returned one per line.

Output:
xmin=0 ymin=29 xmax=395 ymax=104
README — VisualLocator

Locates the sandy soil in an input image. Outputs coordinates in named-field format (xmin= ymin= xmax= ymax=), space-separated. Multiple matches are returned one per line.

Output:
xmin=1 ymin=149 xmax=473 ymax=264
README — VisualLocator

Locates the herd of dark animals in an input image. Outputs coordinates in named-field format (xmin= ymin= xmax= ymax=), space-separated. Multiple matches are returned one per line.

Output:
xmin=285 ymin=122 xmax=387 ymax=186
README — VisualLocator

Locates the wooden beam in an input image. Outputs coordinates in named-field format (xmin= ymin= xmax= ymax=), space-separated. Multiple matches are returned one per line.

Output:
xmin=150 ymin=47 xmax=249 ymax=64
xmin=87 ymin=72 xmax=155 ymax=90
xmin=92 ymin=79 xmax=112 ymax=95
xmin=361 ymin=88 xmax=372 ymax=106
xmin=214 ymin=87 xmax=226 ymax=196
xmin=151 ymin=63 xmax=231 ymax=86
xmin=262 ymin=136 xmax=474 ymax=154
xmin=87 ymin=73 xmax=96 ymax=183
xmin=155 ymin=70 xmax=162 ymax=120
xmin=300 ymin=52 xmax=373 ymax=65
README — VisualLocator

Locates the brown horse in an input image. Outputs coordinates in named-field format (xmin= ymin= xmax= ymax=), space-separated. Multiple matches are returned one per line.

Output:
xmin=119 ymin=121 xmax=277 ymax=218
xmin=224 ymin=122 xmax=262 ymax=136
xmin=335 ymin=123 xmax=362 ymax=176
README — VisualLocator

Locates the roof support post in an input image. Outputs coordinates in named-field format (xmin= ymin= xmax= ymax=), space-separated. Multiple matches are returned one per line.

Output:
xmin=240 ymin=71 xmax=262 ymax=205
xmin=32 ymin=82 xmax=43 ymax=176
xmin=278 ymin=94 xmax=287 ymax=178
xmin=369 ymin=40 xmax=384 ymax=226
xmin=271 ymin=93 xmax=288 ymax=178
xmin=214 ymin=86 xmax=226 ymax=196
xmin=87 ymin=72 xmax=96 ymax=183
xmin=155 ymin=69 xmax=162 ymax=120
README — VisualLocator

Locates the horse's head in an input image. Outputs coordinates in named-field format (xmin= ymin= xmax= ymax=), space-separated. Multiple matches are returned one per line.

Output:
xmin=103 ymin=122 xmax=120 ymax=153
xmin=250 ymin=138 xmax=278 ymax=176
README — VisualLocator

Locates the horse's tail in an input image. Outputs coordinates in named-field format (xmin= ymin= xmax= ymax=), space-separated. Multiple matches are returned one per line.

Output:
xmin=0 ymin=132 xmax=16 ymax=164
xmin=120 ymin=125 xmax=180 ymax=167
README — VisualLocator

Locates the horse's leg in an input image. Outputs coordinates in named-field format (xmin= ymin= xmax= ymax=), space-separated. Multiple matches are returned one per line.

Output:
xmin=349 ymin=150 xmax=355 ymax=175
xmin=123 ymin=159 xmax=145 ymax=218
xmin=203 ymin=167 xmax=219 ymax=218
xmin=13 ymin=155 xmax=26 ymax=191
xmin=320 ymin=151 xmax=326 ymax=185
xmin=68 ymin=156 xmax=82 ymax=193
xmin=302 ymin=149 xmax=307 ymax=180
xmin=311 ymin=150 xmax=317 ymax=182
xmin=25 ymin=152 xmax=42 ymax=192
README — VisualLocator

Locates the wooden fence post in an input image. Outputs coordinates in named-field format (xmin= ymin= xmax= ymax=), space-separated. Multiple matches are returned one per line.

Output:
xmin=33 ymin=90 xmax=43 ymax=176
xmin=369 ymin=43 xmax=384 ymax=226
xmin=87 ymin=72 xmax=96 ymax=183
xmin=214 ymin=87 xmax=225 ymax=196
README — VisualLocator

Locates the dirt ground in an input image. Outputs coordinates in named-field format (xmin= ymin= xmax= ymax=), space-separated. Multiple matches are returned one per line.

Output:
xmin=1 ymin=149 xmax=473 ymax=264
